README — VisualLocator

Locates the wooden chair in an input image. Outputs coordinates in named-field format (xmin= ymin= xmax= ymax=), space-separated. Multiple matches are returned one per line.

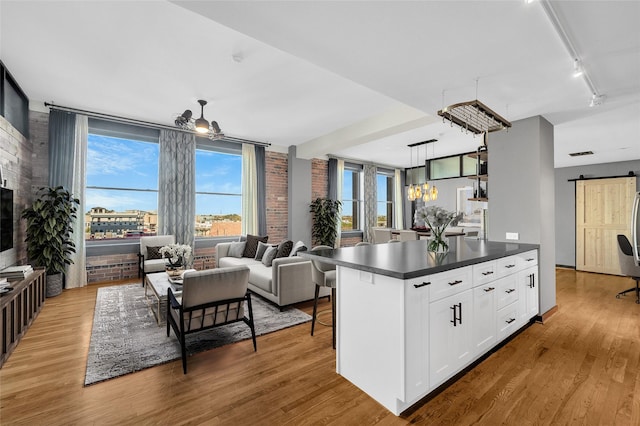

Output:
xmin=167 ymin=265 xmax=257 ymax=373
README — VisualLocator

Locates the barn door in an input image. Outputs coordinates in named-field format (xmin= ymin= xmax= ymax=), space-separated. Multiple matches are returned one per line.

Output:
xmin=576 ymin=177 xmax=636 ymax=275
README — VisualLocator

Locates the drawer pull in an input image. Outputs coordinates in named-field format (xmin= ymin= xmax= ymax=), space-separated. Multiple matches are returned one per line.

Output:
xmin=506 ymin=318 xmax=516 ymax=324
xmin=505 ymin=288 xmax=516 ymax=294
xmin=448 ymin=280 xmax=463 ymax=286
xmin=528 ymin=274 xmax=535 ymax=288
xmin=413 ymin=281 xmax=431 ymax=289
xmin=505 ymin=264 xmax=516 ymax=269
xmin=526 ymin=258 xmax=535 ymax=262
xmin=481 ymin=271 xmax=494 ymax=276
xmin=483 ymin=287 xmax=495 ymax=292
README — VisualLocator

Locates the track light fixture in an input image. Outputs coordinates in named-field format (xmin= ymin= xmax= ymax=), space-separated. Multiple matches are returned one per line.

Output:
xmin=175 ymin=99 xmax=223 ymax=139
xmin=572 ymin=58 xmax=583 ymax=78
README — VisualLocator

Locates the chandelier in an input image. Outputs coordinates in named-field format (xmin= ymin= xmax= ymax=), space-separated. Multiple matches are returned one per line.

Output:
xmin=174 ymin=99 xmax=224 ymax=140
xmin=407 ymin=140 xmax=438 ymax=202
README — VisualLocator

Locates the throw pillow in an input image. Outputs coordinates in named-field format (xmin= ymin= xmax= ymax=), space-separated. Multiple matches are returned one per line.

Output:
xmin=243 ymin=234 xmax=268 ymax=258
xmin=275 ymin=240 xmax=294 ymax=258
xmin=261 ymin=246 xmax=278 ymax=267
xmin=289 ymin=241 xmax=307 ymax=257
xmin=146 ymin=246 xmax=163 ymax=260
xmin=254 ymin=241 xmax=271 ymax=260
xmin=228 ymin=241 xmax=246 ymax=258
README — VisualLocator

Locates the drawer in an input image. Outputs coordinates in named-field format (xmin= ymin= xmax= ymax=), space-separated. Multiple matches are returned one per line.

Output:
xmin=429 ymin=266 xmax=473 ymax=302
xmin=496 ymin=274 xmax=519 ymax=310
xmin=517 ymin=250 xmax=538 ymax=268
xmin=473 ymin=260 xmax=497 ymax=286
xmin=497 ymin=302 xmax=519 ymax=342
xmin=496 ymin=255 xmax=520 ymax=278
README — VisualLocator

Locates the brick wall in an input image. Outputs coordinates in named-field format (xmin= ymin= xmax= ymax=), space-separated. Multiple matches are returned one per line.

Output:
xmin=311 ymin=158 xmax=328 ymax=201
xmin=265 ymin=151 xmax=288 ymax=243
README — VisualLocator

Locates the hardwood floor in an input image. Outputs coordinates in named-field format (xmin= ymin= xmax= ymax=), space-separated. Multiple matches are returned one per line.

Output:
xmin=1 ymin=269 xmax=639 ymax=425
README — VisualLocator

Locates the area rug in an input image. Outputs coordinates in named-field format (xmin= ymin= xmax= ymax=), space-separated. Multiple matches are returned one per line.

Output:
xmin=84 ymin=284 xmax=311 ymax=386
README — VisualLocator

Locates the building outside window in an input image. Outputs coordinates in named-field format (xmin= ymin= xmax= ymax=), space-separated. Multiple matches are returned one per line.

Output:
xmin=377 ymin=169 xmax=394 ymax=228
xmin=195 ymin=148 xmax=242 ymax=237
xmin=342 ymin=164 xmax=363 ymax=231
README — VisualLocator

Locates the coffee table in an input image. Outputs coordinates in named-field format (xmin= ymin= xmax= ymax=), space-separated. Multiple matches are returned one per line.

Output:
xmin=144 ymin=272 xmax=182 ymax=325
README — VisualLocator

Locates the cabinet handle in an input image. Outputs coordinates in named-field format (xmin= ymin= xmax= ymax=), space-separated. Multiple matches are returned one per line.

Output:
xmin=506 ymin=318 xmax=516 ymax=324
xmin=528 ymin=274 xmax=535 ymax=288
xmin=526 ymin=258 xmax=535 ymax=262
xmin=483 ymin=287 xmax=495 ymax=292
xmin=413 ymin=281 xmax=431 ymax=288
xmin=505 ymin=288 xmax=516 ymax=294
xmin=450 ymin=302 xmax=462 ymax=326
xmin=481 ymin=271 xmax=494 ymax=276
xmin=448 ymin=280 xmax=463 ymax=286
xmin=505 ymin=264 xmax=516 ymax=269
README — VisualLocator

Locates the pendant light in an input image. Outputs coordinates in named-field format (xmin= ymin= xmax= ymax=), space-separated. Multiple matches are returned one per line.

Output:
xmin=414 ymin=143 xmax=422 ymax=200
xmin=422 ymin=143 xmax=431 ymax=202
xmin=429 ymin=142 xmax=438 ymax=201
xmin=407 ymin=145 xmax=416 ymax=201
xmin=194 ymin=100 xmax=210 ymax=133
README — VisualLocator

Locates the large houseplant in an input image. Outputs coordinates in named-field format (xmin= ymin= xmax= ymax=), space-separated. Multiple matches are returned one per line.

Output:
xmin=21 ymin=186 xmax=80 ymax=297
xmin=309 ymin=197 xmax=342 ymax=248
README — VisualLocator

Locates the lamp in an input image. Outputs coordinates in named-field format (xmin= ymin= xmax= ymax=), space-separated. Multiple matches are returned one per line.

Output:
xmin=175 ymin=99 xmax=224 ymax=139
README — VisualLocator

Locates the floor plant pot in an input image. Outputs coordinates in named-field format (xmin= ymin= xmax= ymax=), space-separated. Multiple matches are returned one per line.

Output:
xmin=46 ymin=273 xmax=63 ymax=297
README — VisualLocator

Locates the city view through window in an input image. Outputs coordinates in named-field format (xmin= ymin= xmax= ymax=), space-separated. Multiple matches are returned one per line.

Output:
xmin=85 ymin=134 xmax=242 ymax=240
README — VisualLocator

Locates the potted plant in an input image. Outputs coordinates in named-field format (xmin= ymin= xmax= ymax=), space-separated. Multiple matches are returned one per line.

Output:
xmin=309 ymin=197 xmax=342 ymax=248
xmin=21 ymin=186 xmax=80 ymax=297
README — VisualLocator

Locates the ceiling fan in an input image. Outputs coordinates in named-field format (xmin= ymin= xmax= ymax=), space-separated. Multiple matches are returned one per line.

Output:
xmin=174 ymin=99 xmax=224 ymax=139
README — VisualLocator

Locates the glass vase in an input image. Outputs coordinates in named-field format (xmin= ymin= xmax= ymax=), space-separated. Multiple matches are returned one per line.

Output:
xmin=427 ymin=235 xmax=449 ymax=253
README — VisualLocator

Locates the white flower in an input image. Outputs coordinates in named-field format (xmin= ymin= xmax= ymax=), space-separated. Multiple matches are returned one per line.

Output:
xmin=414 ymin=205 xmax=463 ymax=238
xmin=159 ymin=244 xmax=192 ymax=265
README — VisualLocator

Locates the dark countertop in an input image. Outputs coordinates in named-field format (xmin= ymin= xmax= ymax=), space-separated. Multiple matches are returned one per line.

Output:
xmin=299 ymin=238 xmax=539 ymax=279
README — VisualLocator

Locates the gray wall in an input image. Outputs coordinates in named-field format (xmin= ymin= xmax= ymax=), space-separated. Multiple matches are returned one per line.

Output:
xmin=554 ymin=160 xmax=640 ymax=267
xmin=489 ymin=116 xmax=556 ymax=316
xmin=287 ymin=146 xmax=312 ymax=245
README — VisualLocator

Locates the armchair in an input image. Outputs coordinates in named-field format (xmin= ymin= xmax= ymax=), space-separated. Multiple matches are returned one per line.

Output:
xmin=138 ymin=235 xmax=175 ymax=282
xmin=167 ymin=265 xmax=257 ymax=374
xmin=616 ymin=234 xmax=640 ymax=304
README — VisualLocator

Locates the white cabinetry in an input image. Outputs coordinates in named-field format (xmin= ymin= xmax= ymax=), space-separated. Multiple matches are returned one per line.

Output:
xmin=517 ymin=266 xmax=539 ymax=327
xmin=429 ymin=289 xmax=474 ymax=388
xmin=472 ymin=283 xmax=497 ymax=354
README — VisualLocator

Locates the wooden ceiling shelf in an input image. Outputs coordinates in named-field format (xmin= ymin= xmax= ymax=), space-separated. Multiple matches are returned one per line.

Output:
xmin=437 ymin=99 xmax=511 ymax=135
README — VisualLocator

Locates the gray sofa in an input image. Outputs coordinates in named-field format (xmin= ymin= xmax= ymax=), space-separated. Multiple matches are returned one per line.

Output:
xmin=216 ymin=241 xmax=329 ymax=308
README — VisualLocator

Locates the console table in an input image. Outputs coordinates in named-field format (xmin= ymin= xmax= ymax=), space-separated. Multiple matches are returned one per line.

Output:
xmin=0 ymin=268 xmax=46 ymax=368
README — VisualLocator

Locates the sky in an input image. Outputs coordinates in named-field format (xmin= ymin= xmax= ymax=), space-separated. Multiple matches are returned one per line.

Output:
xmin=86 ymin=134 xmax=242 ymax=215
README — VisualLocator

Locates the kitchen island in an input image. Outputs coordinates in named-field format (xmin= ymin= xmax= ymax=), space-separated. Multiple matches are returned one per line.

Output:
xmin=301 ymin=237 xmax=539 ymax=415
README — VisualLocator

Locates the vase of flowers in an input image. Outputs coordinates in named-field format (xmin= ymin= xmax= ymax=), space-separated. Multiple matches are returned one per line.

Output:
xmin=414 ymin=205 xmax=463 ymax=253
xmin=160 ymin=243 xmax=193 ymax=276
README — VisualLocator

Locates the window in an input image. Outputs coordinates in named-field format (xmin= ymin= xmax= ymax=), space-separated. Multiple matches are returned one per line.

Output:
xmin=377 ymin=169 xmax=394 ymax=228
xmin=195 ymin=148 xmax=242 ymax=237
xmin=342 ymin=163 xmax=363 ymax=231
xmin=86 ymin=130 xmax=159 ymax=241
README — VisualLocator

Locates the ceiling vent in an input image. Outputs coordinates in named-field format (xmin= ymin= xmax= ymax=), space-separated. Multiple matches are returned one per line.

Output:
xmin=569 ymin=151 xmax=594 ymax=157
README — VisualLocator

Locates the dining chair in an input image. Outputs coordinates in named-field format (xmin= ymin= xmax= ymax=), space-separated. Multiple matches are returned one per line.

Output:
xmin=373 ymin=228 xmax=393 ymax=244
xmin=397 ymin=230 xmax=418 ymax=241
xmin=616 ymin=234 xmax=640 ymax=304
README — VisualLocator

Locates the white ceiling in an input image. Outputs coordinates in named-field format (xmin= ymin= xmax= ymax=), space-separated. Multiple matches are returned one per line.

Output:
xmin=1 ymin=0 xmax=639 ymax=169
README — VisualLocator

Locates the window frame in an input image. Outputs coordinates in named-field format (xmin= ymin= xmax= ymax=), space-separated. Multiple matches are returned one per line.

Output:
xmin=341 ymin=162 xmax=364 ymax=233
xmin=376 ymin=167 xmax=395 ymax=228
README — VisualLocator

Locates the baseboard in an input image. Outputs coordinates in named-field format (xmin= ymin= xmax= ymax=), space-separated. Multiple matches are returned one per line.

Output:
xmin=536 ymin=305 xmax=558 ymax=323
xmin=556 ymin=264 xmax=575 ymax=270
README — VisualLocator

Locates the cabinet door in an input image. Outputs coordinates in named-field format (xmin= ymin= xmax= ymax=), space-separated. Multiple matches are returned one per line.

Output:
xmin=429 ymin=289 xmax=474 ymax=389
xmin=517 ymin=266 xmax=539 ymax=326
xmin=404 ymin=277 xmax=430 ymax=402
xmin=472 ymin=284 xmax=496 ymax=354
xmin=495 ymin=274 xmax=519 ymax=310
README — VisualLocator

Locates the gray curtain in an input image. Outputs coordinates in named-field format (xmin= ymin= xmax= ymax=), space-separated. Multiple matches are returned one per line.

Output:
xmin=255 ymin=145 xmax=267 ymax=236
xmin=48 ymin=110 xmax=87 ymax=288
xmin=48 ymin=110 xmax=76 ymax=189
xmin=328 ymin=158 xmax=338 ymax=200
xmin=158 ymin=130 xmax=196 ymax=251
xmin=363 ymin=164 xmax=377 ymax=243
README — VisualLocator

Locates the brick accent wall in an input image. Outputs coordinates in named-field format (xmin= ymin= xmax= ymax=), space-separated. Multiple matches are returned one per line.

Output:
xmin=265 ymin=151 xmax=288 ymax=243
xmin=86 ymin=253 xmax=139 ymax=283
xmin=311 ymin=158 xmax=328 ymax=201
xmin=340 ymin=235 xmax=363 ymax=247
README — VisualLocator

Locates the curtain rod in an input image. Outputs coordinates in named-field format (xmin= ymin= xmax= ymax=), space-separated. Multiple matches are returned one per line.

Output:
xmin=44 ymin=102 xmax=271 ymax=147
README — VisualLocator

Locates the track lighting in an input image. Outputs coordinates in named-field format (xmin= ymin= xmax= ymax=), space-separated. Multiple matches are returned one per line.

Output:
xmin=572 ymin=59 xmax=583 ymax=78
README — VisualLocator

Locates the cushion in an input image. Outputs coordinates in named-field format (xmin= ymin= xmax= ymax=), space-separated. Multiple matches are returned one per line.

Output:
xmin=261 ymin=246 xmax=278 ymax=267
xmin=275 ymin=240 xmax=293 ymax=258
xmin=243 ymin=234 xmax=268 ymax=258
xmin=254 ymin=241 xmax=271 ymax=260
xmin=289 ymin=241 xmax=307 ymax=257
xmin=228 ymin=241 xmax=246 ymax=258
xmin=146 ymin=246 xmax=164 ymax=260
